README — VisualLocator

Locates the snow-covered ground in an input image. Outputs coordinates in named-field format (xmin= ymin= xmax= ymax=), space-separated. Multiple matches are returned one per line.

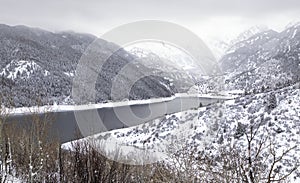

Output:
xmin=62 ymin=84 xmax=300 ymax=181
xmin=0 ymin=60 xmax=49 ymax=80
xmin=62 ymin=106 xmax=212 ymax=165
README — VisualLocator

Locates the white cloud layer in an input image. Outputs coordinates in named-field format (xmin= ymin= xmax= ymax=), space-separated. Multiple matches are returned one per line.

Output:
xmin=0 ymin=0 xmax=299 ymax=41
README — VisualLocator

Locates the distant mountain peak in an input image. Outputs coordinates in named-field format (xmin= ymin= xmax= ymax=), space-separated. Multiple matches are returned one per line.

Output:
xmin=205 ymin=39 xmax=230 ymax=61
xmin=285 ymin=21 xmax=300 ymax=29
xmin=229 ymin=25 xmax=270 ymax=46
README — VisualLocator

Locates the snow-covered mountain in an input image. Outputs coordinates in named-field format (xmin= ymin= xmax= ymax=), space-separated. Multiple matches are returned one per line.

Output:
xmin=204 ymin=26 xmax=269 ymax=61
xmin=126 ymin=42 xmax=200 ymax=72
xmin=0 ymin=24 xmax=181 ymax=107
xmin=220 ymin=23 xmax=300 ymax=93
xmin=205 ymin=39 xmax=230 ymax=60
xmin=126 ymin=43 xmax=201 ymax=93
xmin=62 ymin=22 xmax=300 ymax=181
xmin=2 ymin=21 xmax=300 ymax=181
xmin=227 ymin=25 xmax=270 ymax=53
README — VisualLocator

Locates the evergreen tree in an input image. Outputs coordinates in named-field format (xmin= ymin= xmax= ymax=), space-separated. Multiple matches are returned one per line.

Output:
xmin=267 ymin=92 xmax=277 ymax=112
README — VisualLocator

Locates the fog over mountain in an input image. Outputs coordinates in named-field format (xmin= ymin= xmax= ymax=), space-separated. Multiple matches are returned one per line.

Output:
xmin=1 ymin=0 xmax=300 ymax=43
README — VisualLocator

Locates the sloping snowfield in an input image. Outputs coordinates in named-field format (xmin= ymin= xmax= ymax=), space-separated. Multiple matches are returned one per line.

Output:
xmin=62 ymin=85 xmax=300 ymax=182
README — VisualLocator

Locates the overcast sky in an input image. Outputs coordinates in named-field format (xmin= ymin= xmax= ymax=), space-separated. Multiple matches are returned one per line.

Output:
xmin=1 ymin=0 xmax=300 ymax=41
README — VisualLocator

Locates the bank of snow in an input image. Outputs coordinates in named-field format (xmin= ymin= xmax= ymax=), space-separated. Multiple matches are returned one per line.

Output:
xmin=7 ymin=93 xmax=234 ymax=115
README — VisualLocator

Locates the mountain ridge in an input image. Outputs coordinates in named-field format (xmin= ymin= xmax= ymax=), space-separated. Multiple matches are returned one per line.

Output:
xmin=0 ymin=24 xmax=179 ymax=107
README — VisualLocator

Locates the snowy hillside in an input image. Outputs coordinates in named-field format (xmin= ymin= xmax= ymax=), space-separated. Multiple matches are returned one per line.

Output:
xmin=126 ymin=44 xmax=199 ymax=93
xmin=227 ymin=25 xmax=269 ymax=53
xmin=61 ymin=22 xmax=300 ymax=182
xmin=0 ymin=60 xmax=49 ymax=80
xmin=65 ymin=83 xmax=300 ymax=181
xmin=126 ymin=42 xmax=198 ymax=71
xmin=220 ymin=23 xmax=300 ymax=94
xmin=0 ymin=24 xmax=181 ymax=107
